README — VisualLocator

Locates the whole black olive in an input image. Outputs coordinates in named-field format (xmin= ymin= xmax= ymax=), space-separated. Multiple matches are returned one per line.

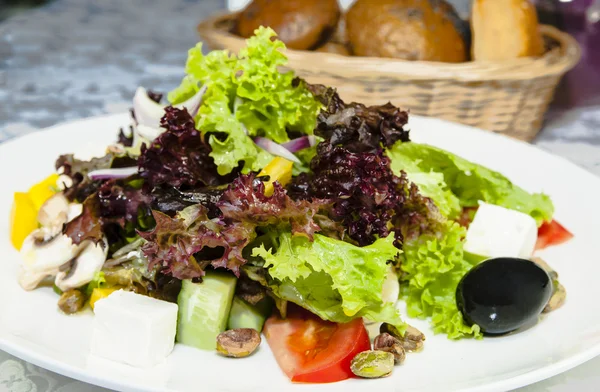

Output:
xmin=456 ymin=257 xmax=553 ymax=336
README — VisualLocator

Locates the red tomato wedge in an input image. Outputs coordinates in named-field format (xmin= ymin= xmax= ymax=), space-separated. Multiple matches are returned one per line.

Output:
xmin=536 ymin=220 xmax=573 ymax=250
xmin=264 ymin=306 xmax=371 ymax=383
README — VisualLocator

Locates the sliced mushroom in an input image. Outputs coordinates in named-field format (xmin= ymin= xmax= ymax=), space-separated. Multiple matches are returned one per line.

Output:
xmin=55 ymin=237 xmax=108 ymax=292
xmin=19 ymin=229 xmax=84 ymax=290
xmin=37 ymin=193 xmax=70 ymax=229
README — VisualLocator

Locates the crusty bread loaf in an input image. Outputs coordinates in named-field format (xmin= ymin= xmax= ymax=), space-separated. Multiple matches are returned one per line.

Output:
xmin=471 ymin=0 xmax=544 ymax=61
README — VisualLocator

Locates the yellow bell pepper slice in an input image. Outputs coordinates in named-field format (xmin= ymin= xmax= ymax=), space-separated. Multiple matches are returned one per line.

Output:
xmin=89 ymin=287 xmax=121 ymax=310
xmin=258 ymin=157 xmax=294 ymax=196
xmin=28 ymin=173 xmax=59 ymax=210
xmin=10 ymin=192 xmax=39 ymax=250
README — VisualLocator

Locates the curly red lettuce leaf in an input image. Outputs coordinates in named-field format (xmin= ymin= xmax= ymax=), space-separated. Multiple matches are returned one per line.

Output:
xmin=56 ymin=151 xmax=138 ymax=203
xmin=56 ymin=154 xmax=114 ymax=202
xmin=286 ymin=84 xmax=418 ymax=246
xmin=138 ymin=106 xmax=237 ymax=189
xmin=138 ymin=205 xmax=238 ymax=279
xmin=63 ymin=196 xmax=104 ymax=246
xmin=148 ymin=185 xmax=226 ymax=218
xmin=306 ymin=83 xmax=410 ymax=153
xmin=289 ymin=142 xmax=429 ymax=247
xmin=63 ymin=180 xmax=152 ymax=248
xmin=138 ymin=173 xmax=334 ymax=279
xmin=217 ymin=173 xmax=331 ymax=240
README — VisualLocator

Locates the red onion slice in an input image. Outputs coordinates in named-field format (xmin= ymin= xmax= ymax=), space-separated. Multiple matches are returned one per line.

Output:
xmin=133 ymin=87 xmax=165 ymax=128
xmin=133 ymin=85 xmax=207 ymax=129
xmin=281 ymin=135 xmax=317 ymax=152
xmin=88 ymin=167 xmax=139 ymax=181
xmin=175 ymin=84 xmax=207 ymax=117
xmin=135 ymin=124 xmax=163 ymax=141
xmin=253 ymin=137 xmax=301 ymax=164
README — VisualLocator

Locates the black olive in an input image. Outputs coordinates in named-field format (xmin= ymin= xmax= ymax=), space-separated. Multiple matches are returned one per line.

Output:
xmin=456 ymin=257 xmax=553 ymax=336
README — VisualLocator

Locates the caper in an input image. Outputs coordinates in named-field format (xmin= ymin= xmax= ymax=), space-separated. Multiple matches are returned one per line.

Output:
xmin=373 ymin=333 xmax=405 ymax=364
xmin=350 ymin=350 xmax=394 ymax=378
xmin=57 ymin=289 xmax=85 ymax=314
xmin=216 ymin=328 xmax=261 ymax=358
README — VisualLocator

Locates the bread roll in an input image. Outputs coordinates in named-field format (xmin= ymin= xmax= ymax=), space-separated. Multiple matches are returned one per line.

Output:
xmin=237 ymin=0 xmax=341 ymax=50
xmin=471 ymin=0 xmax=544 ymax=61
xmin=346 ymin=0 xmax=468 ymax=63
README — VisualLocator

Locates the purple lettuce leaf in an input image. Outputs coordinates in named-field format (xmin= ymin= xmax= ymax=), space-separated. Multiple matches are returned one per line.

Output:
xmin=137 ymin=107 xmax=236 ymax=189
xmin=306 ymin=83 xmax=410 ymax=152
xmin=139 ymin=173 xmax=335 ymax=279
xmin=217 ymin=173 xmax=330 ymax=240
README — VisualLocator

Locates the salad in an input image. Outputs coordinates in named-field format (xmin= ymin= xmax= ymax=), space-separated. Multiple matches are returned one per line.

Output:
xmin=9 ymin=27 xmax=573 ymax=383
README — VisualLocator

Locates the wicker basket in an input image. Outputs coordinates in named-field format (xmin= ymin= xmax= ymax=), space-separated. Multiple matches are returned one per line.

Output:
xmin=198 ymin=13 xmax=581 ymax=141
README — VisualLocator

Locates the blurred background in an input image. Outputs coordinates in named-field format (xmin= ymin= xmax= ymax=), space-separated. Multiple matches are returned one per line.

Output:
xmin=0 ymin=0 xmax=598 ymax=134
xmin=0 ymin=0 xmax=598 ymax=144
xmin=0 ymin=0 xmax=599 ymax=390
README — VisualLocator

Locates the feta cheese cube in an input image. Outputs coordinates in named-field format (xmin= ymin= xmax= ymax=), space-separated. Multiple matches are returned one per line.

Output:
xmin=90 ymin=290 xmax=178 ymax=368
xmin=464 ymin=202 xmax=538 ymax=260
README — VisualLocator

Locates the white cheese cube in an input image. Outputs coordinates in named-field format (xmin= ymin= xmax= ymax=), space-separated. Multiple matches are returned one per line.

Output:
xmin=464 ymin=202 xmax=538 ymax=260
xmin=90 ymin=290 xmax=178 ymax=368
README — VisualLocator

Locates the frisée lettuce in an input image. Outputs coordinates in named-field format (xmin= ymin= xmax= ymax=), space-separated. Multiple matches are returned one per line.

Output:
xmin=401 ymin=221 xmax=482 ymax=339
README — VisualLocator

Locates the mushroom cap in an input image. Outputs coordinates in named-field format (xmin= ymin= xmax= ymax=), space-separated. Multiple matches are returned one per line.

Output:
xmin=19 ymin=229 xmax=83 ymax=291
xmin=55 ymin=237 xmax=108 ymax=292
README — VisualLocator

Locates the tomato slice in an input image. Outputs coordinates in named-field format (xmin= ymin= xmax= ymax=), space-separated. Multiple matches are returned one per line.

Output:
xmin=264 ymin=306 xmax=371 ymax=383
xmin=536 ymin=220 xmax=573 ymax=250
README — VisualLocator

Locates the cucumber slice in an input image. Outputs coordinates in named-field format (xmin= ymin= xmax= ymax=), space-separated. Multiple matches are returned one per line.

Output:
xmin=227 ymin=296 xmax=273 ymax=332
xmin=176 ymin=271 xmax=237 ymax=350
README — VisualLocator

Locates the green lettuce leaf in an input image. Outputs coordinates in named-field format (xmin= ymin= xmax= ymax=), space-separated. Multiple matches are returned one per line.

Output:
xmin=85 ymin=271 xmax=107 ymax=296
xmin=168 ymin=27 xmax=320 ymax=174
xmin=252 ymin=232 xmax=405 ymax=329
xmin=387 ymin=148 xmax=461 ymax=219
xmin=401 ymin=221 xmax=482 ymax=339
xmin=198 ymin=89 xmax=273 ymax=175
xmin=387 ymin=142 xmax=553 ymax=225
xmin=235 ymin=31 xmax=321 ymax=143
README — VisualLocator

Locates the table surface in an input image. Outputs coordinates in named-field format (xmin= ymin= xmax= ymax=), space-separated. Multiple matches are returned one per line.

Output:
xmin=1 ymin=1 xmax=600 ymax=391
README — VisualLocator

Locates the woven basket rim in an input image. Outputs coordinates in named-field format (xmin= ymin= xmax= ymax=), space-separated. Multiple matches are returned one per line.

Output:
xmin=198 ymin=12 xmax=581 ymax=82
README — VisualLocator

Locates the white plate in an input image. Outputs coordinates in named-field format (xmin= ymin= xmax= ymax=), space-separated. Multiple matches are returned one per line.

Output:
xmin=1 ymin=113 xmax=599 ymax=392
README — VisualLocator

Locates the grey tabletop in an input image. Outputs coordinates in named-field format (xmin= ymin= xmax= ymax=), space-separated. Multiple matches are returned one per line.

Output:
xmin=1 ymin=1 xmax=600 ymax=391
